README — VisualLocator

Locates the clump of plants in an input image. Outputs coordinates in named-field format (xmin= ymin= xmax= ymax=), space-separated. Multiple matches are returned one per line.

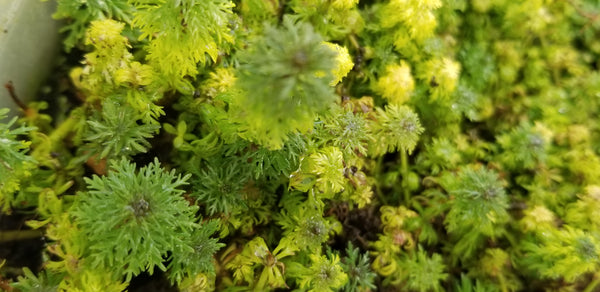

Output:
xmin=2 ymin=0 xmax=600 ymax=291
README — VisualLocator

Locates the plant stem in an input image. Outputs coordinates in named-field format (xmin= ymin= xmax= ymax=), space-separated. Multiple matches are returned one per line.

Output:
xmin=0 ymin=230 xmax=43 ymax=242
xmin=401 ymin=150 xmax=410 ymax=204
xmin=374 ymin=156 xmax=388 ymax=205
xmin=49 ymin=113 xmax=79 ymax=145
xmin=375 ymin=182 xmax=387 ymax=205
xmin=4 ymin=81 xmax=28 ymax=111
xmin=31 ymin=111 xmax=78 ymax=159
xmin=497 ymin=271 xmax=508 ymax=292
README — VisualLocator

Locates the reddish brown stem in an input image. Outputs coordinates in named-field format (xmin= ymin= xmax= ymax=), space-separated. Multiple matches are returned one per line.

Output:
xmin=4 ymin=81 xmax=28 ymax=111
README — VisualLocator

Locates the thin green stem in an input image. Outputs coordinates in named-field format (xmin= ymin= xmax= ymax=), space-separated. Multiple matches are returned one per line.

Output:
xmin=49 ymin=112 xmax=79 ymax=145
xmin=401 ymin=150 xmax=410 ymax=204
xmin=31 ymin=112 xmax=79 ymax=160
xmin=374 ymin=156 xmax=388 ymax=205
xmin=0 ymin=230 xmax=43 ymax=242
xmin=497 ymin=271 xmax=508 ymax=292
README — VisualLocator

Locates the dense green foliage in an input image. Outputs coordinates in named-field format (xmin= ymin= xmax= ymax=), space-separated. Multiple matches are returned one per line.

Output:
xmin=3 ymin=0 xmax=600 ymax=291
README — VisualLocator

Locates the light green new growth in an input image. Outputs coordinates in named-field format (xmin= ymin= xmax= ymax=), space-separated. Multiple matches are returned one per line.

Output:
xmin=131 ymin=0 xmax=235 ymax=90
xmin=371 ymin=104 xmax=424 ymax=155
xmin=292 ymin=253 xmax=348 ymax=292
xmin=234 ymin=17 xmax=337 ymax=149
xmin=53 ymin=0 xmax=132 ymax=51
xmin=522 ymin=226 xmax=600 ymax=282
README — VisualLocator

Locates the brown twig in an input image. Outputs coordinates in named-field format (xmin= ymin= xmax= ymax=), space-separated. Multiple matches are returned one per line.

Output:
xmin=3 ymin=81 xmax=28 ymax=111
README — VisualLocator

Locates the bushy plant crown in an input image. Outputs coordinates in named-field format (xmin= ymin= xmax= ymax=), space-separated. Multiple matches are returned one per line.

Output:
xmin=2 ymin=0 xmax=600 ymax=291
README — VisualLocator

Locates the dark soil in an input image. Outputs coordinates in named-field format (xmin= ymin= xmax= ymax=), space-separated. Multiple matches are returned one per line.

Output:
xmin=0 ymin=212 xmax=44 ymax=283
xmin=128 ymin=270 xmax=178 ymax=292
xmin=328 ymin=202 xmax=382 ymax=251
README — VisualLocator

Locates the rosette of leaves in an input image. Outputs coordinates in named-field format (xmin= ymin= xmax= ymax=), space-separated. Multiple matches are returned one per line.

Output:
xmin=72 ymin=158 xmax=220 ymax=282
xmin=234 ymin=16 xmax=338 ymax=149
xmin=188 ymin=158 xmax=250 ymax=216
xmin=277 ymin=200 xmax=341 ymax=252
xmin=339 ymin=243 xmax=377 ymax=292
xmin=168 ymin=220 xmax=224 ymax=284
xmin=496 ymin=122 xmax=550 ymax=170
xmin=371 ymin=205 xmax=421 ymax=281
xmin=288 ymin=253 xmax=348 ymax=292
xmin=309 ymin=146 xmax=346 ymax=196
xmin=370 ymin=104 xmax=424 ymax=155
xmin=399 ymin=248 xmax=448 ymax=292
xmin=521 ymin=226 xmax=600 ymax=283
xmin=81 ymin=99 xmax=160 ymax=161
xmin=314 ymin=105 xmax=372 ymax=158
xmin=289 ymin=146 xmax=347 ymax=197
xmin=417 ymin=57 xmax=461 ymax=101
xmin=226 ymin=236 xmax=297 ymax=290
xmin=442 ymin=165 xmax=509 ymax=261
xmin=415 ymin=137 xmax=462 ymax=175
xmin=76 ymin=19 xmax=133 ymax=97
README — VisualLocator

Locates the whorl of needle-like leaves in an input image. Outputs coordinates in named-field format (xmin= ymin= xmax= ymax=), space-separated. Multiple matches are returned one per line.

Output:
xmin=73 ymin=158 xmax=214 ymax=282
xmin=521 ymin=226 xmax=600 ymax=282
xmin=316 ymin=105 xmax=372 ymax=157
xmin=82 ymin=100 xmax=159 ymax=160
xmin=371 ymin=104 xmax=424 ymax=155
xmin=400 ymin=248 xmax=448 ymax=292
xmin=340 ymin=243 xmax=377 ymax=291
xmin=442 ymin=165 xmax=509 ymax=261
xmin=293 ymin=253 xmax=348 ymax=292
xmin=189 ymin=159 xmax=250 ymax=215
xmin=444 ymin=165 xmax=509 ymax=236
xmin=497 ymin=122 xmax=549 ymax=170
xmin=234 ymin=16 xmax=338 ymax=149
